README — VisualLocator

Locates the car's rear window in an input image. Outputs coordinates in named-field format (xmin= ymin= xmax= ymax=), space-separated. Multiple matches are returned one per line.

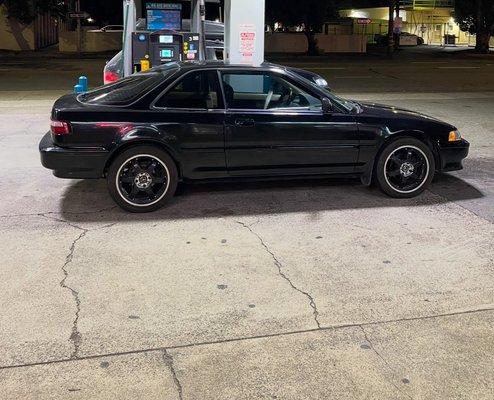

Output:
xmin=79 ymin=72 xmax=168 ymax=106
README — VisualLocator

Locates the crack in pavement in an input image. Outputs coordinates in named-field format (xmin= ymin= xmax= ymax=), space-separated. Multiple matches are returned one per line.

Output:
xmin=39 ymin=213 xmax=87 ymax=232
xmin=0 ymin=205 xmax=118 ymax=219
xmin=368 ymin=67 xmax=400 ymax=80
xmin=237 ymin=220 xmax=321 ymax=329
xmin=38 ymin=214 xmax=117 ymax=359
xmin=0 ymin=306 xmax=492 ymax=371
xmin=162 ymin=349 xmax=184 ymax=400
xmin=61 ymin=229 xmax=88 ymax=359
xmin=359 ymin=325 xmax=413 ymax=400
xmin=39 ymin=213 xmax=118 ymax=233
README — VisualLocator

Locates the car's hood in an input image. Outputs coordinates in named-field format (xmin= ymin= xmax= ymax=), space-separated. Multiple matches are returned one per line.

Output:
xmin=357 ymin=101 xmax=454 ymax=128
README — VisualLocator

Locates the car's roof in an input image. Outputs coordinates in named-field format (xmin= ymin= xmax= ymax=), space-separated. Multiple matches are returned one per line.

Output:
xmin=151 ymin=60 xmax=291 ymax=73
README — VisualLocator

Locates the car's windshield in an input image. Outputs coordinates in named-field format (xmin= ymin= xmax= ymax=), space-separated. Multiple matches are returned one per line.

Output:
xmin=301 ymin=76 xmax=357 ymax=112
xmin=325 ymin=90 xmax=360 ymax=113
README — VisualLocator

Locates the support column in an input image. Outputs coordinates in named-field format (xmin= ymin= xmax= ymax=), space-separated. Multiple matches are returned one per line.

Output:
xmin=191 ymin=0 xmax=206 ymax=61
xmin=224 ymin=0 xmax=265 ymax=66
xmin=122 ymin=0 xmax=137 ymax=77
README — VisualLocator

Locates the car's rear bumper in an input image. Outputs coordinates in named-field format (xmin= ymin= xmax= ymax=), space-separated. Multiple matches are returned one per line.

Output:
xmin=39 ymin=132 xmax=108 ymax=179
xmin=438 ymin=139 xmax=470 ymax=172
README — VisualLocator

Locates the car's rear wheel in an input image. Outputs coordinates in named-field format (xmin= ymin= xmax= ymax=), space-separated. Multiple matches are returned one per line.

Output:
xmin=375 ymin=138 xmax=435 ymax=198
xmin=107 ymin=145 xmax=178 ymax=212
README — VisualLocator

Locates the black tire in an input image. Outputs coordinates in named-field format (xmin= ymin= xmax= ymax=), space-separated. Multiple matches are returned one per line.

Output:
xmin=107 ymin=145 xmax=178 ymax=213
xmin=375 ymin=137 xmax=435 ymax=198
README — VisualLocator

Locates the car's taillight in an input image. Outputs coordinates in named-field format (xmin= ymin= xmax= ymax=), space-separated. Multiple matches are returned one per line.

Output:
xmin=51 ymin=120 xmax=71 ymax=135
xmin=104 ymin=71 xmax=120 ymax=85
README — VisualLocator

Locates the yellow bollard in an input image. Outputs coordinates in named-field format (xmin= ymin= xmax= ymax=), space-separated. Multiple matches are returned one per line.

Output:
xmin=140 ymin=55 xmax=151 ymax=72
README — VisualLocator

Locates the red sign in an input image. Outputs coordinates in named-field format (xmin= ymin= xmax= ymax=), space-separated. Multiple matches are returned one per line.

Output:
xmin=239 ymin=24 xmax=256 ymax=63
xmin=357 ymin=18 xmax=372 ymax=25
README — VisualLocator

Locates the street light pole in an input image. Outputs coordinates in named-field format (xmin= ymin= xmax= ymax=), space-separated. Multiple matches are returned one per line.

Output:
xmin=394 ymin=0 xmax=400 ymax=50
xmin=387 ymin=0 xmax=394 ymax=56
xmin=76 ymin=0 xmax=81 ymax=53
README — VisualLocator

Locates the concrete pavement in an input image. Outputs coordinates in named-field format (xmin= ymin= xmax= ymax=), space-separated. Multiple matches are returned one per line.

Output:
xmin=0 ymin=51 xmax=493 ymax=399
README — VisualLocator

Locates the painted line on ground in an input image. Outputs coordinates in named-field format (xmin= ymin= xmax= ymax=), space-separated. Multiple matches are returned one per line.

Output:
xmin=286 ymin=63 xmax=348 ymax=69
xmin=412 ymin=61 xmax=448 ymax=64
xmin=306 ymin=67 xmax=347 ymax=70
xmin=437 ymin=66 xmax=481 ymax=69
xmin=334 ymin=75 xmax=375 ymax=79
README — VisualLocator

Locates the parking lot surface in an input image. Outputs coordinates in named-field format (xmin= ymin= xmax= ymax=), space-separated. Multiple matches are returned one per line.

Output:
xmin=0 ymin=50 xmax=493 ymax=399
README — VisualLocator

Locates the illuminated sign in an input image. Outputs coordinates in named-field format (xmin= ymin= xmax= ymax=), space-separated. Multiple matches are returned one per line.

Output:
xmin=160 ymin=49 xmax=174 ymax=58
xmin=146 ymin=3 xmax=182 ymax=10
xmin=159 ymin=35 xmax=174 ymax=43
xmin=146 ymin=3 xmax=182 ymax=31
xmin=357 ymin=18 xmax=372 ymax=25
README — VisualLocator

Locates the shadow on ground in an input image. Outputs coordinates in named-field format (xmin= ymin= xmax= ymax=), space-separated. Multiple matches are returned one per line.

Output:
xmin=58 ymin=173 xmax=483 ymax=223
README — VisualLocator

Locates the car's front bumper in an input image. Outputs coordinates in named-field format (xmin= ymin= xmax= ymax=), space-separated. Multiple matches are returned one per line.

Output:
xmin=39 ymin=132 xmax=108 ymax=179
xmin=438 ymin=139 xmax=470 ymax=172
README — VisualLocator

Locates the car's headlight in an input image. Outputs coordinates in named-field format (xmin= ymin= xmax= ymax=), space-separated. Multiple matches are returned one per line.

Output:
xmin=448 ymin=130 xmax=462 ymax=142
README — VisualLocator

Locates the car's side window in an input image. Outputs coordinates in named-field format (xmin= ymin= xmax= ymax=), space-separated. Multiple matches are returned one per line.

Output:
xmin=221 ymin=72 xmax=322 ymax=111
xmin=155 ymin=70 xmax=222 ymax=110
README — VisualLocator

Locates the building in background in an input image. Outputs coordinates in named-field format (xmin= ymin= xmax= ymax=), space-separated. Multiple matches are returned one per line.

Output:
xmin=339 ymin=0 xmax=474 ymax=46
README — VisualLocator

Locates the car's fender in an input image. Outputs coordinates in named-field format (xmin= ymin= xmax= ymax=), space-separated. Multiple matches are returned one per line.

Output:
xmin=358 ymin=126 xmax=431 ymax=186
xmin=105 ymin=126 xmax=183 ymax=176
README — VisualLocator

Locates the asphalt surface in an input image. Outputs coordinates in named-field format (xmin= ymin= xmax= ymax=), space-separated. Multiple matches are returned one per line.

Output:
xmin=0 ymin=48 xmax=493 ymax=399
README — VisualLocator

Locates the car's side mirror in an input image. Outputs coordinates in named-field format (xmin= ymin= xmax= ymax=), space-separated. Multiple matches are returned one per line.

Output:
xmin=322 ymin=97 xmax=334 ymax=114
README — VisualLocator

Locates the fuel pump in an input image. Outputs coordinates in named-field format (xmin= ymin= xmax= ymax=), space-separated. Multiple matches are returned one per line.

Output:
xmin=121 ymin=0 xmax=266 ymax=78
xmin=131 ymin=30 xmax=200 ymax=72
xmin=124 ymin=1 xmax=204 ymax=74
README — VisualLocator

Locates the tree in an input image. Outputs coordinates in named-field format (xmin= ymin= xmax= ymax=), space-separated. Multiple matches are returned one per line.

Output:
xmin=1 ymin=0 xmax=68 ymax=24
xmin=455 ymin=0 xmax=494 ymax=53
xmin=266 ymin=0 xmax=337 ymax=55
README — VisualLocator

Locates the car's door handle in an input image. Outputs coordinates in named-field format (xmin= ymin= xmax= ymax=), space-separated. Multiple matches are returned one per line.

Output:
xmin=234 ymin=118 xmax=255 ymax=127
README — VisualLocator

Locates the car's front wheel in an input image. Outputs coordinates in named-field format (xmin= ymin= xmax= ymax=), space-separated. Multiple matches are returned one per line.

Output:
xmin=375 ymin=138 xmax=435 ymax=198
xmin=107 ymin=145 xmax=178 ymax=212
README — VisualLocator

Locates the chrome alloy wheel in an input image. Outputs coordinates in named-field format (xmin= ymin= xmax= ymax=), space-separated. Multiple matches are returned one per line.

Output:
xmin=384 ymin=145 xmax=430 ymax=194
xmin=116 ymin=154 xmax=170 ymax=207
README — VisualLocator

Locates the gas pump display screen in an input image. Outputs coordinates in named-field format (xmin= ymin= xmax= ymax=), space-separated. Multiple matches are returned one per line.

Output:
xmin=159 ymin=35 xmax=174 ymax=44
xmin=147 ymin=9 xmax=182 ymax=31
xmin=160 ymin=49 xmax=174 ymax=58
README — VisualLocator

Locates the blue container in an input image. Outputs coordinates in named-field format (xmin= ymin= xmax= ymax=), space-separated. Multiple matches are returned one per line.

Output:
xmin=78 ymin=76 xmax=88 ymax=92
xmin=74 ymin=84 xmax=84 ymax=94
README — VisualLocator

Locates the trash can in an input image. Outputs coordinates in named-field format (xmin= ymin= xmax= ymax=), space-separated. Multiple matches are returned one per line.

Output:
xmin=444 ymin=34 xmax=456 ymax=45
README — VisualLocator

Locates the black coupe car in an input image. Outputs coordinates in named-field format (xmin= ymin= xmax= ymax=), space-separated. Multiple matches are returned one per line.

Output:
xmin=40 ymin=61 xmax=469 ymax=212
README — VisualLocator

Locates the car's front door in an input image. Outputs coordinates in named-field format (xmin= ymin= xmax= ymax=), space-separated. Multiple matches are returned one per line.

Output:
xmin=220 ymin=70 xmax=360 ymax=177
